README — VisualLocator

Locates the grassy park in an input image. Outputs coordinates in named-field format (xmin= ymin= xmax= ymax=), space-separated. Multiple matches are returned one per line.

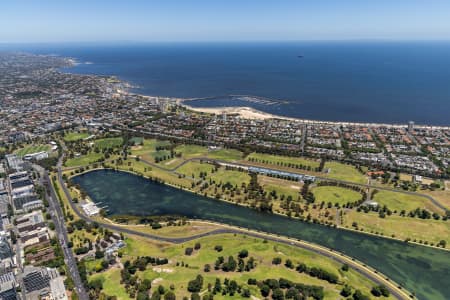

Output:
xmin=65 ymin=152 xmax=104 ymax=168
xmin=63 ymin=136 xmax=449 ymax=250
xmin=312 ymin=186 xmax=362 ymax=206
xmin=87 ymin=233 xmax=389 ymax=300
xmin=323 ymin=162 xmax=367 ymax=184
xmin=343 ymin=210 xmax=450 ymax=245
xmin=246 ymin=152 xmax=320 ymax=169
xmin=372 ymin=190 xmax=444 ymax=214
xmin=94 ymin=137 xmax=123 ymax=150
xmin=64 ymin=131 xmax=91 ymax=142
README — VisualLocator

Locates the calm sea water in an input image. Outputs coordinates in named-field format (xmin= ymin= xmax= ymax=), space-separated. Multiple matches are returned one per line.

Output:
xmin=4 ymin=41 xmax=450 ymax=125
xmin=73 ymin=169 xmax=450 ymax=300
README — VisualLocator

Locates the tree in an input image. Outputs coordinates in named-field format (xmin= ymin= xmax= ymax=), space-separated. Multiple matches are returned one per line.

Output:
xmin=341 ymin=285 xmax=352 ymax=297
xmin=242 ymin=289 xmax=251 ymax=298
xmin=272 ymin=257 xmax=282 ymax=265
xmin=272 ymin=288 xmax=285 ymax=300
xmin=260 ymin=285 xmax=270 ymax=297
xmin=341 ymin=263 xmax=349 ymax=271
xmin=285 ymin=259 xmax=294 ymax=269
xmin=191 ymin=293 xmax=200 ymax=300
xmin=238 ymin=249 xmax=248 ymax=258
xmin=194 ymin=242 xmax=201 ymax=250
xmin=48 ymin=222 xmax=55 ymax=230
xmin=137 ymin=292 xmax=150 ymax=300
xmin=371 ymin=285 xmax=389 ymax=297
xmin=164 ymin=291 xmax=176 ymax=300
xmin=188 ymin=275 xmax=203 ymax=293
xmin=88 ymin=278 xmax=103 ymax=291
xmin=214 ymin=245 xmax=223 ymax=252
xmin=353 ymin=290 xmax=370 ymax=300
xmin=213 ymin=278 xmax=221 ymax=293
xmin=185 ymin=248 xmax=194 ymax=256
xmin=151 ymin=291 xmax=161 ymax=300
xmin=158 ymin=285 xmax=166 ymax=295
xmin=204 ymin=264 xmax=211 ymax=272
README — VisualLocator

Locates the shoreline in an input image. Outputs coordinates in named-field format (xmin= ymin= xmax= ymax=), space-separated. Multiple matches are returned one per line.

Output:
xmin=179 ymin=101 xmax=450 ymax=129
xmin=64 ymin=169 xmax=414 ymax=299
xmin=58 ymin=53 xmax=450 ymax=129
xmin=68 ymin=167 xmax=449 ymax=253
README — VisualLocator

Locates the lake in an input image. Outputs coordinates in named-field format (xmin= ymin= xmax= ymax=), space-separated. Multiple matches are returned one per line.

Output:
xmin=72 ymin=169 xmax=450 ymax=300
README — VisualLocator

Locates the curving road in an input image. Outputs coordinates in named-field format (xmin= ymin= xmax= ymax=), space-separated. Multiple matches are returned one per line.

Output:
xmin=56 ymin=154 xmax=413 ymax=299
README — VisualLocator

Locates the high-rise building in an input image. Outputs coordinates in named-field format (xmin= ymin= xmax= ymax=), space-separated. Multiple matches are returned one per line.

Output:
xmin=408 ymin=121 xmax=415 ymax=132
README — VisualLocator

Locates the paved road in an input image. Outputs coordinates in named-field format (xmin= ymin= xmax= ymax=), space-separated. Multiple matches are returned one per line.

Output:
xmin=34 ymin=163 xmax=89 ymax=300
xmin=57 ymin=159 xmax=411 ymax=299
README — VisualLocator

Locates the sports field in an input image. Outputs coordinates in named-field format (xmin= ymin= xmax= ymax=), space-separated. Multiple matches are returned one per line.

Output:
xmin=15 ymin=144 xmax=51 ymax=157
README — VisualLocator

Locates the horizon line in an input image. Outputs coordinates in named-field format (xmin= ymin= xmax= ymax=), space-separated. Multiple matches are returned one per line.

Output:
xmin=2 ymin=38 xmax=450 ymax=45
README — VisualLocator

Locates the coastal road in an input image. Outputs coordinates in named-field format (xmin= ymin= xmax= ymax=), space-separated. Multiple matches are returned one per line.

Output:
xmin=56 ymin=159 xmax=412 ymax=299
xmin=34 ymin=163 xmax=89 ymax=300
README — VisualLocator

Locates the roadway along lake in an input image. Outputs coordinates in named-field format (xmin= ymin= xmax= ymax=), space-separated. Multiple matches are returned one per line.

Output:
xmin=73 ymin=169 xmax=450 ymax=300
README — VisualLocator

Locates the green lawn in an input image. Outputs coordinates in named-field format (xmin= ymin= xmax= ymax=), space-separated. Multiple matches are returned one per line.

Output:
xmin=210 ymin=168 xmax=251 ymax=186
xmin=174 ymin=144 xmax=208 ymax=159
xmin=65 ymin=152 xmax=104 ymax=167
xmin=131 ymin=139 xmax=172 ymax=162
xmin=323 ymin=162 xmax=367 ymax=184
xmin=64 ymin=132 xmax=90 ymax=142
xmin=90 ymin=233 xmax=389 ymax=300
xmin=258 ymin=175 xmax=301 ymax=200
xmin=15 ymin=144 xmax=51 ymax=157
xmin=208 ymin=148 xmax=243 ymax=161
xmin=89 ymin=268 xmax=131 ymax=299
xmin=312 ymin=186 xmax=362 ymax=205
xmin=247 ymin=152 xmax=320 ymax=169
xmin=130 ymin=136 xmax=144 ymax=146
xmin=111 ymin=159 xmax=192 ymax=188
xmin=177 ymin=161 xmax=215 ymax=178
xmin=343 ymin=210 xmax=450 ymax=245
xmin=373 ymin=190 xmax=444 ymax=214
xmin=94 ymin=137 xmax=123 ymax=150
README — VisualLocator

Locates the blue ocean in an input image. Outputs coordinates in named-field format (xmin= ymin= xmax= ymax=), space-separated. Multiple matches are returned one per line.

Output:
xmin=5 ymin=41 xmax=450 ymax=125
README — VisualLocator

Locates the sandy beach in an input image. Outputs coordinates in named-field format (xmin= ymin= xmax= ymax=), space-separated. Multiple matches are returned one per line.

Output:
xmin=183 ymin=105 xmax=284 ymax=120
xmin=179 ymin=102 xmax=450 ymax=130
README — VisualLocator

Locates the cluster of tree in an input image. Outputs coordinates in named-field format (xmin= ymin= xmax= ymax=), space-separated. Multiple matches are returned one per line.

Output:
xmin=248 ymin=277 xmax=325 ymax=300
xmin=185 ymin=242 xmax=201 ymax=256
xmin=301 ymin=181 xmax=315 ymax=204
xmin=370 ymin=285 xmax=390 ymax=297
xmin=36 ymin=157 xmax=58 ymax=170
xmin=187 ymin=275 xmax=204 ymax=293
xmin=247 ymin=157 xmax=323 ymax=172
xmin=340 ymin=285 xmax=372 ymax=300
xmin=120 ymin=257 xmax=167 ymax=298
xmin=211 ymin=277 xmax=243 ymax=297
xmin=295 ymin=262 xmax=339 ymax=284
xmin=213 ymin=251 xmax=256 ymax=273
xmin=407 ymin=207 xmax=441 ymax=220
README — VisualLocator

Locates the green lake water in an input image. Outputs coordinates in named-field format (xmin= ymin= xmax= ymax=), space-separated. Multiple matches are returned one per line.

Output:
xmin=72 ymin=169 xmax=450 ymax=300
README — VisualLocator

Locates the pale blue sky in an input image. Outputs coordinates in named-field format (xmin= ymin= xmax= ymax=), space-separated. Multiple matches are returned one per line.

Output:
xmin=1 ymin=0 xmax=450 ymax=42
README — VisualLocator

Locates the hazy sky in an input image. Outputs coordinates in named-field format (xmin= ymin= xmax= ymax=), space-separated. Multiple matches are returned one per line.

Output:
xmin=1 ymin=0 xmax=450 ymax=42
